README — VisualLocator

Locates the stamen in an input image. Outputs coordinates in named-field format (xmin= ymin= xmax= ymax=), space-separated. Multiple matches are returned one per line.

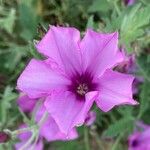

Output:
xmin=76 ymin=83 xmax=88 ymax=96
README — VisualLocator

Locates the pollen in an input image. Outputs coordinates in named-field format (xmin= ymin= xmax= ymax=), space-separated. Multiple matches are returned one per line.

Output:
xmin=76 ymin=83 xmax=88 ymax=96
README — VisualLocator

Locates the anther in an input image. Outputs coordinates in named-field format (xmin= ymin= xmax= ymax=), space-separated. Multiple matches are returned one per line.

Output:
xmin=76 ymin=83 xmax=88 ymax=96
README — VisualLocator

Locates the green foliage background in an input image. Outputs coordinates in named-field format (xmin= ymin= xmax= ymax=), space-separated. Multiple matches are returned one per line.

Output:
xmin=0 ymin=0 xmax=150 ymax=149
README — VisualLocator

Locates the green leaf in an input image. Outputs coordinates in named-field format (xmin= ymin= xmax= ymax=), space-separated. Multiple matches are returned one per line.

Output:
xmin=52 ymin=140 xmax=84 ymax=150
xmin=138 ymin=82 xmax=150 ymax=119
xmin=4 ymin=45 xmax=27 ymax=71
xmin=86 ymin=15 xmax=94 ymax=29
xmin=29 ymin=41 xmax=44 ymax=59
xmin=103 ymin=117 xmax=134 ymax=137
xmin=0 ymin=8 xmax=16 ymax=33
xmin=0 ymin=86 xmax=17 ymax=125
xmin=137 ymin=54 xmax=150 ymax=118
xmin=88 ymin=0 xmax=111 ymax=13
xmin=117 ymin=106 xmax=133 ymax=117
xmin=120 ymin=4 xmax=150 ymax=51
xmin=137 ymin=54 xmax=150 ymax=82
xmin=18 ymin=1 xmax=39 ymax=40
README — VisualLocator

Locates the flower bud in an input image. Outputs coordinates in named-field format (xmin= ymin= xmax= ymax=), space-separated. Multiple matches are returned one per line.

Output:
xmin=0 ymin=132 xmax=10 ymax=143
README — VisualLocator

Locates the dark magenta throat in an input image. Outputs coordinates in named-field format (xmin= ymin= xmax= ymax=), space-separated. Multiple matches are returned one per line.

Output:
xmin=131 ymin=140 xmax=139 ymax=147
xmin=68 ymin=72 xmax=98 ymax=99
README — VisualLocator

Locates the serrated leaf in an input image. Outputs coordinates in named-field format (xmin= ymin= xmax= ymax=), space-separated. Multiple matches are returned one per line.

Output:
xmin=4 ymin=45 xmax=27 ymax=71
xmin=0 ymin=8 xmax=16 ymax=33
xmin=103 ymin=117 xmax=134 ymax=137
xmin=117 ymin=106 xmax=133 ymax=116
xmin=120 ymin=4 xmax=150 ymax=50
xmin=137 ymin=54 xmax=150 ymax=118
xmin=0 ymin=86 xmax=17 ymax=125
xmin=86 ymin=15 xmax=94 ymax=29
xmin=29 ymin=41 xmax=44 ymax=59
xmin=88 ymin=0 xmax=111 ymax=13
xmin=18 ymin=1 xmax=39 ymax=40
xmin=52 ymin=140 xmax=84 ymax=150
xmin=138 ymin=82 xmax=150 ymax=118
xmin=137 ymin=54 xmax=150 ymax=81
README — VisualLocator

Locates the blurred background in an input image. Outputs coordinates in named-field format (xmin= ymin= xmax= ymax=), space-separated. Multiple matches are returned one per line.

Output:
xmin=0 ymin=0 xmax=150 ymax=149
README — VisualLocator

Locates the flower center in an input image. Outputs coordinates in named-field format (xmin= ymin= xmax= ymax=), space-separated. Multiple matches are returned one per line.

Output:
xmin=76 ymin=83 xmax=88 ymax=96
xmin=131 ymin=140 xmax=138 ymax=147
xmin=68 ymin=72 xmax=98 ymax=99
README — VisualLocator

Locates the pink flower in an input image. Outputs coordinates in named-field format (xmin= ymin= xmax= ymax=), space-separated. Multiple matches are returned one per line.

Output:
xmin=115 ymin=53 xmax=143 ymax=94
xmin=17 ymin=95 xmax=78 ymax=143
xmin=17 ymin=26 xmax=137 ymax=134
xmin=85 ymin=111 xmax=96 ymax=126
xmin=36 ymin=102 xmax=78 ymax=141
xmin=15 ymin=124 xmax=43 ymax=150
xmin=0 ymin=132 xmax=10 ymax=143
xmin=115 ymin=53 xmax=136 ymax=74
xmin=128 ymin=122 xmax=150 ymax=150
xmin=17 ymin=94 xmax=36 ymax=112
xmin=124 ymin=0 xmax=135 ymax=6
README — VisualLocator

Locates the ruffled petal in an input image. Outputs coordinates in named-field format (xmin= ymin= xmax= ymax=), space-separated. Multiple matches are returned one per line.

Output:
xmin=17 ymin=94 xmax=36 ymax=112
xmin=84 ymin=111 xmax=96 ymax=126
xmin=44 ymin=91 xmax=97 ymax=134
xmin=96 ymin=70 xmax=138 ymax=112
xmin=36 ymin=104 xmax=78 ymax=141
xmin=17 ymin=124 xmax=31 ymax=141
xmin=15 ymin=139 xmax=43 ymax=150
xmin=74 ymin=91 xmax=98 ymax=126
xmin=36 ymin=26 xmax=82 ymax=75
xmin=40 ymin=117 xmax=78 ymax=141
xmin=15 ymin=124 xmax=43 ymax=150
xmin=139 ymin=128 xmax=150 ymax=144
xmin=128 ymin=128 xmax=150 ymax=150
xmin=80 ymin=29 xmax=124 ymax=76
xmin=17 ymin=59 xmax=70 ymax=98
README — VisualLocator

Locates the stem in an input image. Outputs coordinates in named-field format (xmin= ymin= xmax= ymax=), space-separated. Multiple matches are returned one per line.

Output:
xmin=12 ymin=126 xmax=36 ymax=136
xmin=90 ymin=130 xmax=105 ymax=150
xmin=20 ymin=111 xmax=48 ymax=150
xmin=30 ymin=132 xmax=39 ymax=150
xmin=136 ymin=61 xmax=150 ymax=82
xmin=19 ymin=108 xmax=30 ymax=124
xmin=31 ymin=100 xmax=42 ymax=122
xmin=84 ymin=127 xmax=90 ymax=150
xmin=111 ymin=132 xmax=124 ymax=150
xmin=114 ymin=0 xmax=121 ymax=15
xmin=0 ymin=0 xmax=3 ymax=5
xmin=0 ymin=50 xmax=11 ymax=55
xmin=1 ymin=100 xmax=6 ymax=125
xmin=3 ymin=107 xmax=48 ymax=149
xmin=140 ymin=0 xmax=147 ymax=5
xmin=3 ymin=125 xmax=37 ymax=137
xmin=38 ymin=111 xmax=49 ymax=127
xmin=3 ymin=110 xmax=48 ymax=137
xmin=19 ymin=131 xmax=36 ymax=150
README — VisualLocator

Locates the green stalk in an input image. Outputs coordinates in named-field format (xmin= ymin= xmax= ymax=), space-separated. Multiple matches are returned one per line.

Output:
xmin=84 ymin=127 xmax=90 ymax=150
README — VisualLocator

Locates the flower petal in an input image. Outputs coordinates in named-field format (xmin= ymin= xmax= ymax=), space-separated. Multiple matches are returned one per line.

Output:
xmin=15 ymin=138 xmax=43 ymax=150
xmin=17 ymin=59 xmax=70 ymax=98
xmin=36 ymin=26 xmax=82 ymax=75
xmin=74 ymin=91 xmax=98 ymax=126
xmin=44 ymin=91 xmax=97 ymax=134
xmin=84 ymin=111 xmax=96 ymax=126
xmin=36 ymin=103 xmax=78 ymax=141
xmin=15 ymin=124 xmax=43 ymax=150
xmin=17 ymin=124 xmax=31 ymax=141
xmin=17 ymin=94 xmax=36 ymax=112
xmin=96 ymin=70 xmax=138 ymax=112
xmin=140 ymin=128 xmax=150 ymax=143
xmin=80 ymin=29 xmax=123 ymax=76
xmin=40 ymin=117 xmax=78 ymax=141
